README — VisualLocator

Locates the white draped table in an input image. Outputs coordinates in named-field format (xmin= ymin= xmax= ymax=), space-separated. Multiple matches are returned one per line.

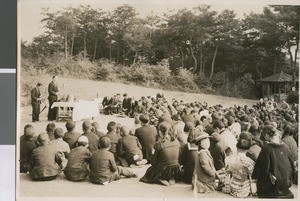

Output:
xmin=51 ymin=100 xmax=99 ymax=121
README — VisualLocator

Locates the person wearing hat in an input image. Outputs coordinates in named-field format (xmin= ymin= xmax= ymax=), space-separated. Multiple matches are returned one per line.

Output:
xmin=135 ymin=114 xmax=158 ymax=163
xmin=193 ymin=131 xmax=218 ymax=193
xmin=89 ymin=136 xmax=137 ymax=185
xmin=81 ymin=121 xmax=99 ymax=152
xmin=29 ymin=133 xmax=62 ymax=181
xmin=180 ymin=128 xmax=201 ymax=184
xmin=20 ymin=124 xmax=38 ymax=173
xmin=252 ymin=125 xmax=295 ymax=198
xmin=223 ymin=132 xmax=255 ymax=198
xmin=140 ymin=122 xmax=180 ymax=186
xmin=47 ymin=75 xmax=59 ymax=121
xmin=63 ymin=136 xmax=92 ymax=181
xmin=63 ymin=121 xmax=81 ymax=150
xmin=31 ymin=82 xmax=43 ymax=122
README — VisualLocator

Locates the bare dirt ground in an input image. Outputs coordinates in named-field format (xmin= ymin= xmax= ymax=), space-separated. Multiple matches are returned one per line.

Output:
xmin=18 ymin=77 xmax=298 ymax=200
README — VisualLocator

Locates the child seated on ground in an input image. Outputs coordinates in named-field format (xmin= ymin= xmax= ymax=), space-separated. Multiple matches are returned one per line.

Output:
xmin=20 ymin=124 xmax=38 ymax=173
xmin=64 ymin=136 xmax=92 ymax=181
xmin=29 ymin=133 xmax=62 ymax=181
xmin=46 ymin=123 xmax=56 ymax=141
xmin=193 ymin=132 xmax=219 ymax=193
xmin=63 ymin=121 xmax=81 ymax=150
xmin=118 ymin=126 xmax=147 ymax=167
xmin=89 ymin=136 xmax=137 ymax=185
xmin=49 ymin=128 xmax=70 ymax=169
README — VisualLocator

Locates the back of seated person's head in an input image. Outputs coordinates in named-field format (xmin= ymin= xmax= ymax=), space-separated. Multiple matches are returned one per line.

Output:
xmin=184 ymin=122 xmax=195 ymax=132
xmin=82 ymin=121 xmax=92 ymax=132
xmin=46 ymin=123 xmax=56 ymax=133
xmin=159 ymin=122 xmax=172 ymax=136
xmin=120 ymin=126 xmax=130 ymax=136
xmin=226 ymin=115 xmax=235 ymax=127
xmin=54 ymin=128 xmax=64 ymax=139
xmin=283 ymin=123 xmax=294 ymax=137
xmin=24 ymin=125 xmax=35 ymax=138
xmin=222 ymin=117 xmax=228 ymax=128
xmin=65 ymin=121 xmax=76 ymax=132
xmin=249 ymin=124 xmax=260 ymax=136
xmin=262 ymin=125 xmax=277 ymax=139
xmin=38 ymin=133 xmax=50 ymax=145
xmin=107 ymin=121 xmax=116 ymax=132
xmin=240 ymin=114 xmax=250 ymax=122
xmin=172 ymin=114 xmax=181 ymax=121
xmin=77 ymin=136 xmax=89 ymax=147
xmin=213 ymin=120 xmax=225 ymax=130
xmin=139 ymin=114 xmax=149 ymax=124
xmin=91 ymin=122 xmax=99 ymax=130
xmin=99 ymin=136 xmax=111 ymax=149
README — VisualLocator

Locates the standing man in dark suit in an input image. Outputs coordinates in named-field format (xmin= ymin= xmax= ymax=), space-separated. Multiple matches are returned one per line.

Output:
xmin=48 ymin=76 xmax=59 ymax=121
xmin=31 ymin=83 xmax=43 ymax=122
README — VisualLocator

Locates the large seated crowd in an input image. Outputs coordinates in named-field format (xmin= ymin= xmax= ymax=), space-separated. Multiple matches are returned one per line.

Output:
xmin=20 ymin=93 xmax=298 ymax=198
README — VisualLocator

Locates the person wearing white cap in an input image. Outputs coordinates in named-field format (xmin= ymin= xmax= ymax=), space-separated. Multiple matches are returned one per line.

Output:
xmin=63 ymin=136 xmax=92 ymax=181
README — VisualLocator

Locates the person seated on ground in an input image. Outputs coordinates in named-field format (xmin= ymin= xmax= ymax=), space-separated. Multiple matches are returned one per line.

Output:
xmin=89 ymin=136 xmax=137 ymax=185
xmin=282 ymin=123 xmax=298 ymax=162
xmin=46 ymin=123 xmax=56 ymax=141
xmin=49 ymin=128 xmax=70 ymax=169
xmin=63 ymin=136 xmax=92 ymax=181
xmin=222 ymin=132 xmax=255 ymax=198
xmin=252 ymin=125 xmax=295 ymax=198
xmin=29 ymin=133 xmax=62 ymax=181
xmin=135 ymin=114 xmax=158 ymax=163
xmin=140 ymin=122 xmax=180 ymax=186
xmin=213 ymin=120 xmax=237 ymax=156
xmin=209 ymin=132 xmax=226 ymax=172
xmin=132 ymin=100 xmax=146 ymax=116
xmin=20 ymin=124 xmax=38 ymax=173
xmin=81 ymin=121 xmax=99 ymax=152
xmin=180 ymin=128 xmax=202 ymax=184
xmin=63 ymin=121 xmax=80 ymax=150
xmin=102 ymin=96 xmax=113 ymax=115
xmin=192 ymin=131 xmax=218 ymax=194
xmin=91 ymin=121 xmax=105 ymax=138
xmin=106 ymin=121 xmax=122 ymax=164
xmin=122 ymin=93 xmax=132 ymax=116
xmin=117 ymin=126 xmax=147 ymax=167
xmin=172 ymin=114 xmax=187 ymax=146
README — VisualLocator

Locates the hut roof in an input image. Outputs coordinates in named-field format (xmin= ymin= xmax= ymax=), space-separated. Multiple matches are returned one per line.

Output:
xmin=258 ymin=72 xmax=294 ymax=83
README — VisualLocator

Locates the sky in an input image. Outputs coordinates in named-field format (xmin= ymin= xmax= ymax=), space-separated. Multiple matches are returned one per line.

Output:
xmin=18 ymin=0 xmax=300 ymax=43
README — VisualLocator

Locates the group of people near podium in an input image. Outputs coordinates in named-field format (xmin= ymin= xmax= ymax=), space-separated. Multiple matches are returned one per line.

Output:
xmin=23 ymin=87 xmax=298 ymax=198
xmin=31 ymin=75 xmax=59 ymax=122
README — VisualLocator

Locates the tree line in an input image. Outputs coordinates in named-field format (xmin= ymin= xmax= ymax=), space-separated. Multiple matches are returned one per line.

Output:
xmin=21 ymin=4 xmax=299 ymax=84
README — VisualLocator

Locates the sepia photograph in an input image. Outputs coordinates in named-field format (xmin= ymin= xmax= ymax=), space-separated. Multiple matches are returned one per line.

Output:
xmin=17 ymin=0 xmax=299 ymax=200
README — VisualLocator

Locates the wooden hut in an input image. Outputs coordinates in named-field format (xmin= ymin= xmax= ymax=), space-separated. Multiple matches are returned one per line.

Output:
xmin=257 ymin=72 xmax=298 ymax=102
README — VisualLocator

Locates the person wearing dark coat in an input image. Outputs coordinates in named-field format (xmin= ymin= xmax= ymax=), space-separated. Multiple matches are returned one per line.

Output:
xmin=140 ymin=122 xmax=180 ymax=186
xmin=81 ymin=121 xmax=99 ymax=152
xmin=122 ymin=93 xmax=132 ymax=116
xmin=29 ymin=133 xmax=62 ymax=181
xmin=20 ymin=125 xmax=38 ymax=173
xmin=118 ymin=126 xmax=147 ymax=166
xmin=63 ymin=136 xmax=92 ymax=181
xmin=252 ymin=125 xmax=295 ymax=198
xmin=102 ymin=96 xmax=113 ymax=115
xmin=31 ymin=83 xmax=43 ymax=122
xmin=209 ymin=132 xmax=226 ymax=171
xmin=105 ymin=121 xmax=122 ymax=163
xmin=47 ymin=76 xmax=59 ymax=121
xmin=63 ymin=121 xmax=81 ymax=150
xmin=89 ymin=137 xmax=137 ymax=185
xmin=180 ymin=128 xmax=201 ymax=184
xmin=135 ymin=114 xmax=158 ymax=162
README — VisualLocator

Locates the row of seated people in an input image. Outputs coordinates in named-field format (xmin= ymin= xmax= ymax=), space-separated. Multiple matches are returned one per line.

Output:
xmin=20 ymin=97 xmax=298 ymax=198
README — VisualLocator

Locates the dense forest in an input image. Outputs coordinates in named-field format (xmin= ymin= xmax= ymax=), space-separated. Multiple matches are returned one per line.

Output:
xmin=21 ymin=5 xmax=299 ymax=99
